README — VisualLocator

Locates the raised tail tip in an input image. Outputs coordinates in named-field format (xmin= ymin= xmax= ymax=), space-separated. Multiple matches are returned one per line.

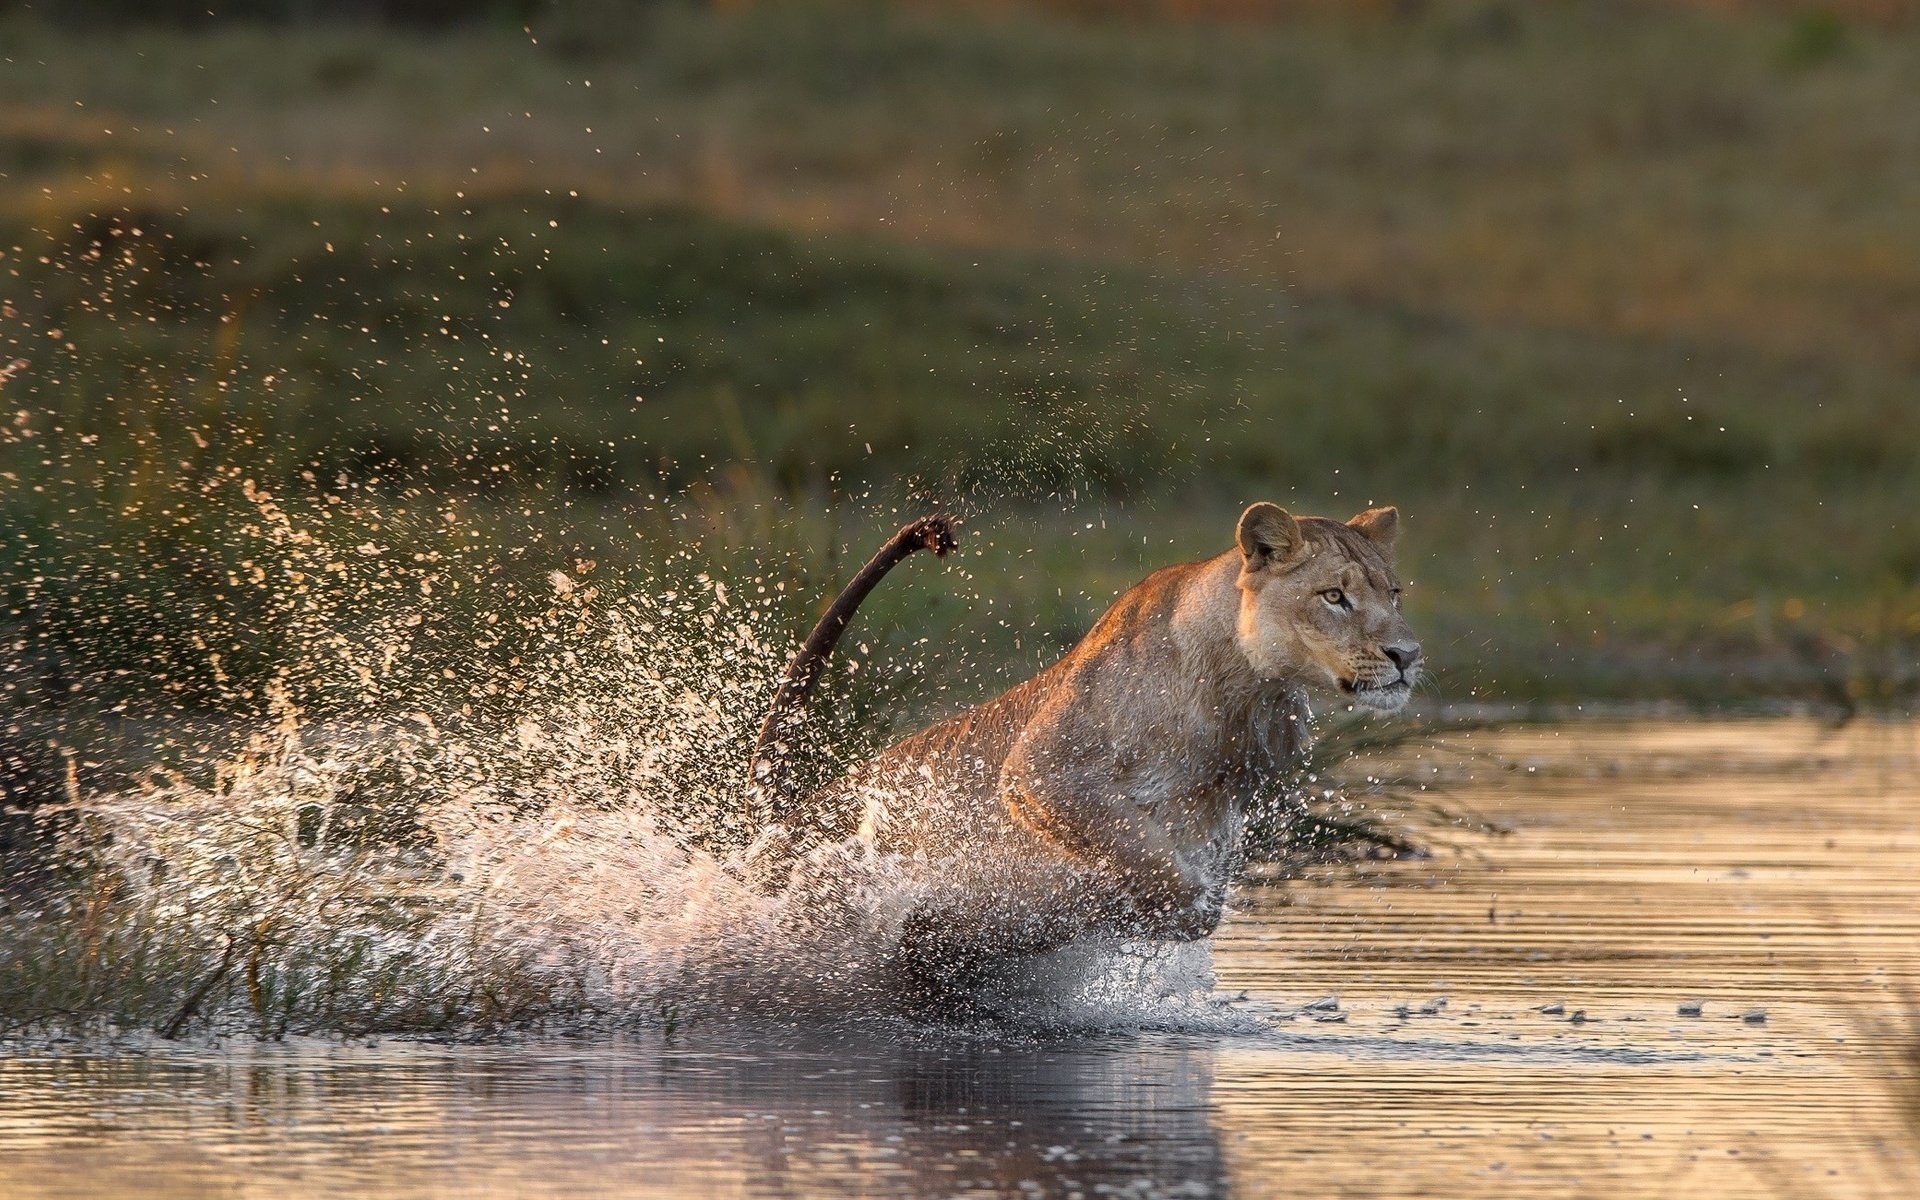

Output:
xmin=907 ymin=513 xmax=960 ymax=558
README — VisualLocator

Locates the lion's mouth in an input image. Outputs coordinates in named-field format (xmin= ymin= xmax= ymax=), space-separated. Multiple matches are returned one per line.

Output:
xmin=1340 ymin=676 xmax=1412 ymax=710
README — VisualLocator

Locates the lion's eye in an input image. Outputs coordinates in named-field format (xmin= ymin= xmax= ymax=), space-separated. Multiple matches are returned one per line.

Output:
xmin=1320 ymin=588 xmax=1347 ymax=608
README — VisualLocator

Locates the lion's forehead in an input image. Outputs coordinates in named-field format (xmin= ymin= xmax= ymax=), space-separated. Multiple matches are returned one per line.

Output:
xmin=1310 ymin=546 xmax=1397 ymax=594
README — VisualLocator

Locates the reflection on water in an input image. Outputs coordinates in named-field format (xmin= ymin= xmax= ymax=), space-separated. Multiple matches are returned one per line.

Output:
xmin=0 ymin=1031 xmax=1227 ymax=1198
xmin=2 ymin=720 xmax=1916 ymax=1198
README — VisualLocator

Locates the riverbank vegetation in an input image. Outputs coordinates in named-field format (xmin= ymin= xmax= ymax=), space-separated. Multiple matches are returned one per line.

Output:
xmin=5 ymin=2 xmax=1915 ymax=725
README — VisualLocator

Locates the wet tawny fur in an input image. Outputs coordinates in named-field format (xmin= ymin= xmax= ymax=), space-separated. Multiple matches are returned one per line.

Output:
xmin=782 ymin=504 xmax=1421 ymax=974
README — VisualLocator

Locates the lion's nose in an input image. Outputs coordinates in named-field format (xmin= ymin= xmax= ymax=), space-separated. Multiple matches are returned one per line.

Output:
xmin=1383 ymin=642 xmax=1422 ymax=672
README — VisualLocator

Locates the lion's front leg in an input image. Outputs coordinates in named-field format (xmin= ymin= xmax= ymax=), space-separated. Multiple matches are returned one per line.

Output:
xmin=1000 ymin=776 xmax=1226 ymax=944
xmin=1092 ymin=855 xmax=1225 ymax=943
xmin=891 ymin=865 xmax=1096 ymax=1002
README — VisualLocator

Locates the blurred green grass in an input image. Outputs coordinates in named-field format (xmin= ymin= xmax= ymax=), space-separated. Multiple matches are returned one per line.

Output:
xmin=1 ymin=0 xmax=1916 ymax=725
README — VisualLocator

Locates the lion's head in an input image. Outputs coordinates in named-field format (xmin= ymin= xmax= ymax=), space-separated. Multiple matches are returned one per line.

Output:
xmin=1231 ymin=501 xmax=1422 ymax=712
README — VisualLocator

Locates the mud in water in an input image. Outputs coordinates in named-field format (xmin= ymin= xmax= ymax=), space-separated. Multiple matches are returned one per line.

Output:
xmin=2 ymin=718 xmax=1916 ymax=1198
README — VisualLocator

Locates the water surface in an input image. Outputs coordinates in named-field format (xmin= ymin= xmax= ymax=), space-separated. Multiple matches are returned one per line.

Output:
xmin=3 ymin=719 xmax=1915 ymax=1197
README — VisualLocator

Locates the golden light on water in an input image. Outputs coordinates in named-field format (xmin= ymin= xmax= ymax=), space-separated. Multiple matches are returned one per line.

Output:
xmin=4 ymin=721 xmax=1915 ymax=1198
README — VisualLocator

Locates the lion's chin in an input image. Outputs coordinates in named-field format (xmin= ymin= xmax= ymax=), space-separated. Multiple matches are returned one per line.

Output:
xmin=1341 ymin=677 xmax=1412 ymax=713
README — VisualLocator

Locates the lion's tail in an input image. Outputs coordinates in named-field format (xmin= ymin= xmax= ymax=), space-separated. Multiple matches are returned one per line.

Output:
xmin=744 ymin=513 xmax=958 ymax=831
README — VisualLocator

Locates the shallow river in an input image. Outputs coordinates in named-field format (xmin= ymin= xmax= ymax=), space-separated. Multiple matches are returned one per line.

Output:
xmin=3 ymin=719 xmax=1916 ymax=1198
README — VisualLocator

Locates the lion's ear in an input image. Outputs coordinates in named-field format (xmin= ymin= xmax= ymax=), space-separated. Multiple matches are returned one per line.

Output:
xmin=1347 ymin=506 xmax=1400 ymax=555
xmin=1237 ymin=502 xmax=1302 ymax=570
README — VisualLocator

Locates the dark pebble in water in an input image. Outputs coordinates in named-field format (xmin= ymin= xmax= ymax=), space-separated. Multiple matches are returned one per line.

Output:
xmin=1678 ymin=999 xmax=1705 ymax=1017
xmin=1740 ymin=1008 xmax=1767 ymax=1024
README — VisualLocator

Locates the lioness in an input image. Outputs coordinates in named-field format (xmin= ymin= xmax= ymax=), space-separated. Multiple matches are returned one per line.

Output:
xmin=749 ymin=503 xmax=1421 ymax=991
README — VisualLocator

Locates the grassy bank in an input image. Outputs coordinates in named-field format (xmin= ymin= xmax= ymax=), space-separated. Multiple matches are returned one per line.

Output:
xmin=1 ymin=0 xmax=1916 ymax=734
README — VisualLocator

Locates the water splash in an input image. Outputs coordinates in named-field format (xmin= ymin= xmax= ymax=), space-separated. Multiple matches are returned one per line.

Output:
xmin=45 ymin=709 xmax=1235 ymax=1037
xmin=7 ymin=481 xmax=1233 ymax=1040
